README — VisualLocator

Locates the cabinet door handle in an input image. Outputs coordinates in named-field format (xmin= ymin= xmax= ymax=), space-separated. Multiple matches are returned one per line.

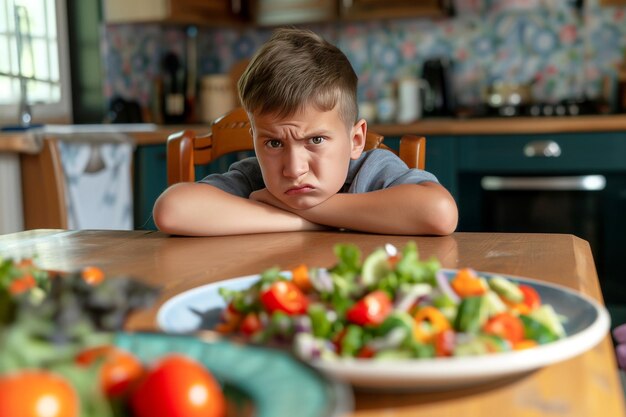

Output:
xmin=481 ymin=175 xmax=606 ymax=191
xmin=523 ymin=140 xmax=561 ymax=157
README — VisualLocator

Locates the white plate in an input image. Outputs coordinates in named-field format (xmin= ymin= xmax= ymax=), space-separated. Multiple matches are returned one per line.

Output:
xmin=157 ymin=270 xmax=610 ymax=390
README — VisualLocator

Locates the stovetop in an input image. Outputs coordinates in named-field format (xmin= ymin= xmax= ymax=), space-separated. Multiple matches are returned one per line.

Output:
xmin=455 ymin=99 xmax=609 ymax=119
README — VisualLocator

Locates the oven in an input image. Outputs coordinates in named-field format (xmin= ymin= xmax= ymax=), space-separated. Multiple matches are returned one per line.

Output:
xmin=455 ymin=133 xmax=626 ymax=317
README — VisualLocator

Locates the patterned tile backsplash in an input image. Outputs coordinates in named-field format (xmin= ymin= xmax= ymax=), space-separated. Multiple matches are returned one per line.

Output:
xmin=101 ymin=0 xmax=626 ymax=117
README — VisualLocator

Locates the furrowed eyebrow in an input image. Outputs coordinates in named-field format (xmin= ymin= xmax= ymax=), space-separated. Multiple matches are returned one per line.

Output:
xmin=256 ymin=130 xmax=332 ymax=141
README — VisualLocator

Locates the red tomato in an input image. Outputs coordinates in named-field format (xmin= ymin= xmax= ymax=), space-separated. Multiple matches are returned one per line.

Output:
xmin=434 ymin=329 xmax=456 ymax=357
xmin=0 ymin=370 xmax=79 ymax=417
xmin=239 ymin=312 xmax=263 ymax=335
xmin=519 ymin=284 xmax=541 ymax=310
xmin=482 ymin=312 xmax=524 ymax=344
xmin=260 ymin=281 xmax=309 ymax=315
xmin=130 ymin=354 xmax=225 ymax=417
xmin=346 ymin=290 xmax=392 ymax=326
xmin=75 ymin=345 xmax=144 ymax=397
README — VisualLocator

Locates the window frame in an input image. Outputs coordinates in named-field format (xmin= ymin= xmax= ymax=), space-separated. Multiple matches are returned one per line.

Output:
xmin=0 ymin=0 xmax=72 ymax=125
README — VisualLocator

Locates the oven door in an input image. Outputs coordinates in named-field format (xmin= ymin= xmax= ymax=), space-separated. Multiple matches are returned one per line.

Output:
xmin=458 ymin=173 xmax=626 ymax=306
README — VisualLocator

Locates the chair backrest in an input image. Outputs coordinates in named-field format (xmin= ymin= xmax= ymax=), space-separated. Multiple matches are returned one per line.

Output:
xmin=167 ymin=107 xmax=426 ymax=186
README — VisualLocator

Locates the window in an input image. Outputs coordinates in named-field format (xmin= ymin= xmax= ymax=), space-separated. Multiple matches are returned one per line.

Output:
xmin=0 ymin=0 xmax=70 ymax=125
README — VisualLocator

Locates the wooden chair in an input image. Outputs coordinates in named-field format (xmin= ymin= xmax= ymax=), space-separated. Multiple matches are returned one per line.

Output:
xmin=20 ymin=138 xmax=68 ymax=229
xmin=167 ymin=107 xmax=426 ymax=186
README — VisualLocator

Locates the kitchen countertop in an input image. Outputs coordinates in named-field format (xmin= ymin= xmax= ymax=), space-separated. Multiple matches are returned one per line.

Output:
xmin=2 ymin=114 xmax=626 ymax=152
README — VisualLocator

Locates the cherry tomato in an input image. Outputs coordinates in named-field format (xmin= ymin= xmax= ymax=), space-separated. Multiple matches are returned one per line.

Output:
xmin=75 ymin=345 xmax=144 ymax=397
xmin=519 ymin=284 xmax=541 ymax=310
xmin=0 ymin=370 xmax=79 ymax=417
xmin=482 ymin=312 xmax=525 ymax=344
xmin=130 ymin=354 xmax=225 ymax=417
xmin=260 ymin=281 xmax=309 ymax=315
xmin=346 ymin=290 xmax=392 ymax=326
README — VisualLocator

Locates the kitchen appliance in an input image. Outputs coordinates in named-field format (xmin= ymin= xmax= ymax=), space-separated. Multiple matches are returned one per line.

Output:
xmin=421 ymin=57 xmax=455 ymax=117
xmin=456 ymin=133 xmax=626 ymax=320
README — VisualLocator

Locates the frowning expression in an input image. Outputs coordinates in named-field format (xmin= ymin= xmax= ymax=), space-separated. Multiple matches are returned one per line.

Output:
xmin=251 ymin=105 xmax=365 ymax=210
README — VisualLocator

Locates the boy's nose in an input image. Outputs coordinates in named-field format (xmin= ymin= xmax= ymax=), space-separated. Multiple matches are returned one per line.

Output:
xmin=282 ymin=147 xmax=309 ymax=179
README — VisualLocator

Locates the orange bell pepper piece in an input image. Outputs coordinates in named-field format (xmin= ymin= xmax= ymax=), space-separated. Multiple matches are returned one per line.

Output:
xmin=413 ymin=306 xmax=451 ymax=343
xmin=451 ymin=268 xmax=487 ymax=297
xmin=291 ymin=264 xmax=312 ymax=292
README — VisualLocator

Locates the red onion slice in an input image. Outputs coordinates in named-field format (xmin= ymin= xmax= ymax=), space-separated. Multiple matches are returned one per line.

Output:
xmin=435 ymin=270 xmax=460 ymax=304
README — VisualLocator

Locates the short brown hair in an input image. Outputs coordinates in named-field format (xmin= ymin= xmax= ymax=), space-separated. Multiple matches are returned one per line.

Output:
xmin=238 ymin=28 xmax=358 ymax=128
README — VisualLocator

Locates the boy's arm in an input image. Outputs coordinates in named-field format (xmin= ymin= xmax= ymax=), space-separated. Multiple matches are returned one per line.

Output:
xmin=153 ymin=182 xmax=325 ymax=236
xmin=251 ymin=182 xmax=458 ymax=235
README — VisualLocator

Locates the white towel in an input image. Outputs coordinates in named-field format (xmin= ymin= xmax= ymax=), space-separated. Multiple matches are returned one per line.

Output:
xmin=58 ymin=141 xmax=134 ymax=230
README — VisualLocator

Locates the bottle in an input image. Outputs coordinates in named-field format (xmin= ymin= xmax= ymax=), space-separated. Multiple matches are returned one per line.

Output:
xmin=161 ymin=52 xmax=186 ymax=124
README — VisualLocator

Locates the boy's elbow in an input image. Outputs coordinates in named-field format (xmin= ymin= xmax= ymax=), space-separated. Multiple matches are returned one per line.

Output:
xmin=152 ymin=192 xmax=180 ymax=234
xmin=152 ymin=184 xmax=196 ymax=235
xmin=424 ymin=194 xmax=458 ymax=236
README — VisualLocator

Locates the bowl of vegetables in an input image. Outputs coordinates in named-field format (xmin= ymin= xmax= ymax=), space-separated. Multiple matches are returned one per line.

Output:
xmin=158 ymin=242 xmax=611 ymax=390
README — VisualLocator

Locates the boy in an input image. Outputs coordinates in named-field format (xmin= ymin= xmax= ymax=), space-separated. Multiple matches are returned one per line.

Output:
xmin=153 ymin=28 xmax=458 ymax=236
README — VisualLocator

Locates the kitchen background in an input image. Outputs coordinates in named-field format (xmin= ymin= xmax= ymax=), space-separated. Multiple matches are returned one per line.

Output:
xmin=101 ymin=0 xmax=626 ymax=123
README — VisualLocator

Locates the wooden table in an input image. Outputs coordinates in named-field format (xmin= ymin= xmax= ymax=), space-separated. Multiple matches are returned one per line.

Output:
xmin=1 ymin=229 xmax=624 ymax=417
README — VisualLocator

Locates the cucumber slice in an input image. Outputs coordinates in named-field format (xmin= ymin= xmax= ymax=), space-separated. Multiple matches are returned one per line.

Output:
xmin=361 ymin=248 xmax=392 ymax=285
xmin=488 ymin=276 xmax=524 ymax=303
xmin=529 ymin=304 xmax=566 ymax=338
xmin=454 ymin=295 xmax=488 ymax=333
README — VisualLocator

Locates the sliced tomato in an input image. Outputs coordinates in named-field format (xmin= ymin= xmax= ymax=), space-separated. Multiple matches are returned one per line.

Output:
xmin=75 ymin=345 xmax=144 ymax=397
xmin=519 ymin=284 xmax=541 ymax=310
xmin=482 ymin=312 xmax=524 ymax=344
xmin=239 ymin=312 xmax=263 ymax=335
xmin=260 ymin=281 xmax=308 ymax=315
xmin=434 ymin=329 xmax=455 ymax=357
xmin=346 ymin=290 xmax=392 ymax=326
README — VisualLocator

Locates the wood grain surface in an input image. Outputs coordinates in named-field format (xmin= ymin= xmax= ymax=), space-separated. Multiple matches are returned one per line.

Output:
xmin=1 ymin=229 xmax=624 ymax=417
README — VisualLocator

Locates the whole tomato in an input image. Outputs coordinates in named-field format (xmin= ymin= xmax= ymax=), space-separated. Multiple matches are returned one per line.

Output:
xmin=0 ymin=370 xmax=79 ymax=417
xmin=75 ymin=345 xmax=144 ymax=397
xmin=130 ymin=354 xmax=225 ymax=417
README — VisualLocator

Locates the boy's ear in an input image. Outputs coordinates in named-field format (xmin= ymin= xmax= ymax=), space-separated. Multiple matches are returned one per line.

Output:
xmin=350 ymin=118 xmax=367 ymax=159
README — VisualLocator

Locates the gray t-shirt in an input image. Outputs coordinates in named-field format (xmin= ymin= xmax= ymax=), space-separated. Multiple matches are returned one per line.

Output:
xmin=198 ymin=149 xmax=439 ymax=197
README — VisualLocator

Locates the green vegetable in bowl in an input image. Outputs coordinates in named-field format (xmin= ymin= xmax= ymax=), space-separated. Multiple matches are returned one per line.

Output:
xmin=214 ymin=242 xmax=567 ymax=361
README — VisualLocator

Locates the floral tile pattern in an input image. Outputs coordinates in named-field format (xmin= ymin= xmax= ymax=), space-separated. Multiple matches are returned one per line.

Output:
xmin=101 ymin=0 xmax=626 ymax=113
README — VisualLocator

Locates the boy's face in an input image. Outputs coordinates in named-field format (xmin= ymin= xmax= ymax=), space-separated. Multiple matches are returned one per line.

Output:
xmin=251 ymin=104 xmax=366 ymax=210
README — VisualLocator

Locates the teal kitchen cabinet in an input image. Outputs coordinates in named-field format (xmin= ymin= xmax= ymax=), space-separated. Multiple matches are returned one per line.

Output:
xmin=382 ymin=135 xmax=458 ymax=197
xmin=134 ymin=145 xmax=168 ymax=230
xmin=133 ymin=144 xmax=254 ymax=230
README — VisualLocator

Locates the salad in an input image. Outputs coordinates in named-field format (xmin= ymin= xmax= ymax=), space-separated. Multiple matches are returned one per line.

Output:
xmin=215 ymin=242 xmax=566 ymax=360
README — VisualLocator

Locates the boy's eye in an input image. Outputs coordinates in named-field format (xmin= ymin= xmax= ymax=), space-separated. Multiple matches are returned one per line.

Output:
xmin=310 ymin=136 xmax=325 ymax=145
xmin=266 ymin=139 xmax=283 ymax=149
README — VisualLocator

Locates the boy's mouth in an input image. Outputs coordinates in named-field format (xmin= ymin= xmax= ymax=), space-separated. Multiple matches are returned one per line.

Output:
xmin=285 ymin=185 xmax=315 ymax=195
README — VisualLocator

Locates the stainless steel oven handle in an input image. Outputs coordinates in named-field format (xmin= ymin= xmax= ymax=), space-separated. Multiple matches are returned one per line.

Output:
xmin=481 ymin=175 xmax=606 ymax=191
xmin=523 ymin=140 xmax=562 ymax=157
